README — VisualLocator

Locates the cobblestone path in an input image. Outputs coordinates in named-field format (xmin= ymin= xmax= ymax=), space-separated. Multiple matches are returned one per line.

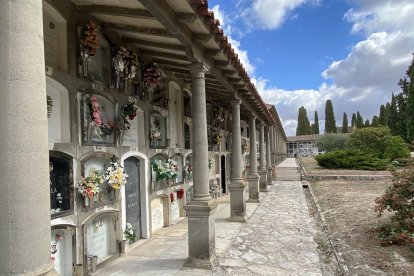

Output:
xmin=215 ymin=181 xmax=323 ymax=276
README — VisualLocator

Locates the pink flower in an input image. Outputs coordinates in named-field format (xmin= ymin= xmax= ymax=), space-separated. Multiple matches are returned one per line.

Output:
xmin=91 ymin=101 xmax=100 ymax=109
xmin=90 ymin=96 xmax=97 ymax=101
xmin=95 ymin=117 xmax=102 ymax=126
xmin=93 ymin=111 xmax=100 ymax=119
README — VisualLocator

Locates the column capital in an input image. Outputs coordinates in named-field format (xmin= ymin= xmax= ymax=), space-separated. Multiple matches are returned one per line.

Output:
xmin=230 ymin=98 xmax=242 ymax=107
xmin=249 ymin=113 xmax=257 ymax=121
xmin=188 ymin=62 xmax=209 ymax=75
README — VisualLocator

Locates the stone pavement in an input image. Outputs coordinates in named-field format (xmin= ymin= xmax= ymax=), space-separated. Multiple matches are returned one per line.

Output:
xmin=96 ymin=159 xmax=322 ymax=275
xmin=214 ymin=182 xmax=322 ymax=276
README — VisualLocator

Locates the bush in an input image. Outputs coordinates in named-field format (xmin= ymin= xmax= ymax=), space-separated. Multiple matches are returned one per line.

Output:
xmin=315 ymin=149 xmax=389 ymax=170
xmin=315 ymin=133 xmax=349 ymax=152
xmin=348 ymin=127 xmax=392 ymax=158
xmin=384 ymin=136 xmax=410 ymax=161
xmin=374 ymin=161 xmax=414 ymax=248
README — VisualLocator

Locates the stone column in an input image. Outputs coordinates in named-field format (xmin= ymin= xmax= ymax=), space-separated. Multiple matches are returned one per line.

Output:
xmin=184 ymin=62 xmax=217 ymax=268
xmin=266 ymin=126 xmax=273 ymax=185
xmin=247 ymin=115 xmax=259 ymax=202
xmin=229 ymin=99 xmax=246 ymax=222
xmin=258 ymin=122 xmax=268 ymax=192
xmin=0 ymin=2 xmax=56 ymax=275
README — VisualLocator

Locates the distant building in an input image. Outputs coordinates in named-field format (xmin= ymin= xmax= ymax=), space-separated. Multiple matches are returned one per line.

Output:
xmin=286 ymin=134 xmax=324 ymax=157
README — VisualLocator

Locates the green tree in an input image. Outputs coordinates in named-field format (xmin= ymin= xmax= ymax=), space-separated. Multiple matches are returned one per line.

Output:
xmin=296 ymin=106 xmax=311 ymax=136
xmin=406 ymin=55 xmax=414 ymax=143
xmin=351 ymin=113 xmax=357 ymax=127
xmin=315 ymin=133 xmax=349 ymax=152
xmin=324 ymin=100 xmax=336 ymax=133
xmin=388 ymin=94 xmax=399 ymax=136
xmin=379 ymin=104 xmax=387 ymax=126
xmin=342 ymin=112 xmax=348 ymax=133
xmin=348 ymin=127 xmax=392 ymax=158
xmin=371 ymin=115 xmax=380 ymax=127
xmin=356 ymin=111 xmax=364 ymax=128
xmin=312 ymin=111 xmax=320 ymax=134
xmin=397 ymin=93 xmax=407 ymax=139
xmin=364 ymin=119 xmax=370 ymax=127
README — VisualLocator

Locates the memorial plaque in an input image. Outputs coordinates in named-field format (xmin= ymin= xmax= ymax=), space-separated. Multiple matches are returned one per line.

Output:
xmin=86 ymin=216 xmax=117 ymax=264
xmin=124 ymin=157 xmax=141 ymax=239
xmin=170 ymin=195 xmax=179 ymax=221
xmin=184 ymin=123 xmax=191 ymax=149
xmin=151 ymin=198 xmax=164 ymax=232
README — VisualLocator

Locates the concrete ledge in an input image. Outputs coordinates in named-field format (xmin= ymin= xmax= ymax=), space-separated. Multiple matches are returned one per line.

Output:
xmin=302 ymin=174 xmax=392 ymax=182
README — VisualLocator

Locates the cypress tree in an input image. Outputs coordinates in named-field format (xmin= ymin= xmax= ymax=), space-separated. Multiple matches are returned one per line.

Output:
xmin=388 ymin=94 xmax=399 ymax=136
xmin=379 ymin=105 xmax=387 ymax=126
xmin=364 ymin=119 xmax=370 ymax=127
xmin=324 ymin=100 xmax=336 ymax=133
xmin=296 ymin=106 xmax=311 ymax=136
xmin=351 ymin=113 xmax=357 ymax=127
xmin=313 ymin=111 xmax=320 ymax=134
xmin=342 ymin=112 xmax=348 ymax=133
xmin=397 ymin=93 xmax=407 ymax=139
xmin=356 ymin=111 xmax=364 ymax=128
xmin=371 ymin=115 xmax=379 ymax=127
xmin=385 ymin=102 xmax=391 ymax=126
xmin=406 ymin=55 xmax=414 ymax=143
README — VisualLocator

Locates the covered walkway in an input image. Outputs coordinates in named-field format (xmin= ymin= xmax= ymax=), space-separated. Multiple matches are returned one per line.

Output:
xmin=96 ymin=159 xmax=322 ymax=275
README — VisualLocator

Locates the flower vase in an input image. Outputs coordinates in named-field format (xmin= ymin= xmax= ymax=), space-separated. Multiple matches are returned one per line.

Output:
xmin=124 ymin=79 xmax=129 ymax=93
xmin=82 ymin=58 xmax=89 ymax=77
xmin=84 ymin=196 xmax=89 ymax=207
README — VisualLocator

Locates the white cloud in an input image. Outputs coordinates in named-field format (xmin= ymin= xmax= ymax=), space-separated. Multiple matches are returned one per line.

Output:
xmin=255 ymin=0 xmax=414 ymax=136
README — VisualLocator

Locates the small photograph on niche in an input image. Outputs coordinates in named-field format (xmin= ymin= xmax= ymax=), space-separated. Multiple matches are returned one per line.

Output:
xmin=81 ymin=93 xmax=116 ymax=145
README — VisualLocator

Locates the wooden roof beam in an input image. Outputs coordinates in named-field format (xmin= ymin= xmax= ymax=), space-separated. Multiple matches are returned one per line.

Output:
xmin=76 ymin=5 xmax=154 ymax=19
xmin=102 ymin=23 xmax=173 ymax=38
xmin=123 ymin=37 xmax=185 ymax=52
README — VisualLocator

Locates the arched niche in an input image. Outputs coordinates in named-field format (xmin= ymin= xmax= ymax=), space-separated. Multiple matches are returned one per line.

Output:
xmin=50 ymin=225 xmax=76 ymax=276
xmin=49 ymin=151 xmax=74 ymax=218
xmin=77 ymin=22 xmax=112 ymax=85
xmin=120 ymin=151 xmax=150 ymax=239
xmin=149 ymin=111 xmax=167 ymax=149
xmin=82 ymin=210 xmax=119 ymax=270
xmin=184 ymin=153 xmax=193 ymax=182
xmin=47 ymin=77 xmax=70 ymax=144
xmin=171 ymin=154 xmax=184 ymax=184
xmin=150 ymin=153 xmax=168 ymax=191
xmin=78 ymin=89 xmax=117 ymax=146
xmin=80 ymin=152 xmax=115 ymax=208
xmin=43 ymin=2 xmax=67 ymax=72
xmin=168 ymin=81 xmax=183 ymax=148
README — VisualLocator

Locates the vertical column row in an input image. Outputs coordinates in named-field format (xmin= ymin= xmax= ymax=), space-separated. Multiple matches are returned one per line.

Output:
xmin=247 ymin=115 xmax=260 ymax=202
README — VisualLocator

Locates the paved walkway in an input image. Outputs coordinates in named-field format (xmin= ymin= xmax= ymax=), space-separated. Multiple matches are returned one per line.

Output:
xmin=96 ymin=158 xmax=322 ymax=275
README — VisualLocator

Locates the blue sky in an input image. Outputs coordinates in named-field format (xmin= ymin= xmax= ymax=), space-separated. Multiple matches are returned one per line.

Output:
xmin=208 ymin=0 xmax=414 ymax=136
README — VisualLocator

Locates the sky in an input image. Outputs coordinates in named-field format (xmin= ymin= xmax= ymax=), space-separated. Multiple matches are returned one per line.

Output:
xmin=208 ymin=0 xmax=414 ymax=136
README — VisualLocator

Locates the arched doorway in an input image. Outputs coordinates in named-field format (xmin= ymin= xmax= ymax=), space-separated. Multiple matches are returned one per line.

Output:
xmin=221 ymin=155 xmax=226 ymax=194
xmin=124 ymin=157 xmax=142 ymax=240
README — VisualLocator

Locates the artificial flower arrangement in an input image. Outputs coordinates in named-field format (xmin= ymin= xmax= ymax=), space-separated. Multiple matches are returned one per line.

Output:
xmin=151 ymin=129 xmax=162 ymax=142
xmin=80 ymin=20 xmax=99 ymax=58
xmin=104 ymin=158 xmax=128 ymax=190
xmin=242 ymin=138 xmax=249 ymax=154
xmin=88 ymin=95 xmax=114 ymax=135
xmin=143 ymin=63 xmax=162 ymax=89
xmin=76 ymin=168 xmax=103 ymax=199
xmin=151 ymin=159 xmax=179 ymax=181
xmin=208 ymin=158 xmax=212 ymax=170
xmin=213 ymin=134 xmax=221 ymax=145
xmin=170 ymin=192 xmax=175 ymax=203
xmin=115 ymin=46 xmax=139 ymax=80
xmin=124 ymin=222 xmax=136 ymax=242
xmin=121 ymin=100 xmax=138 ymax=130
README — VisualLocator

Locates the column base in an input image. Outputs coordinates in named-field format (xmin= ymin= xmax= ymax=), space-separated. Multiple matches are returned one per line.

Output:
xmin=266 ymin=167 xmax=273 ymax=185
xmin=184 ymin=200 xmax=218 ymax=265
xmin=228 ymin=179 xmax=246 ymax=222
xmin=247 ymin=173 xmax=260 ymax=203
xmin=259 ymin=169 xmax=268 ymax=192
